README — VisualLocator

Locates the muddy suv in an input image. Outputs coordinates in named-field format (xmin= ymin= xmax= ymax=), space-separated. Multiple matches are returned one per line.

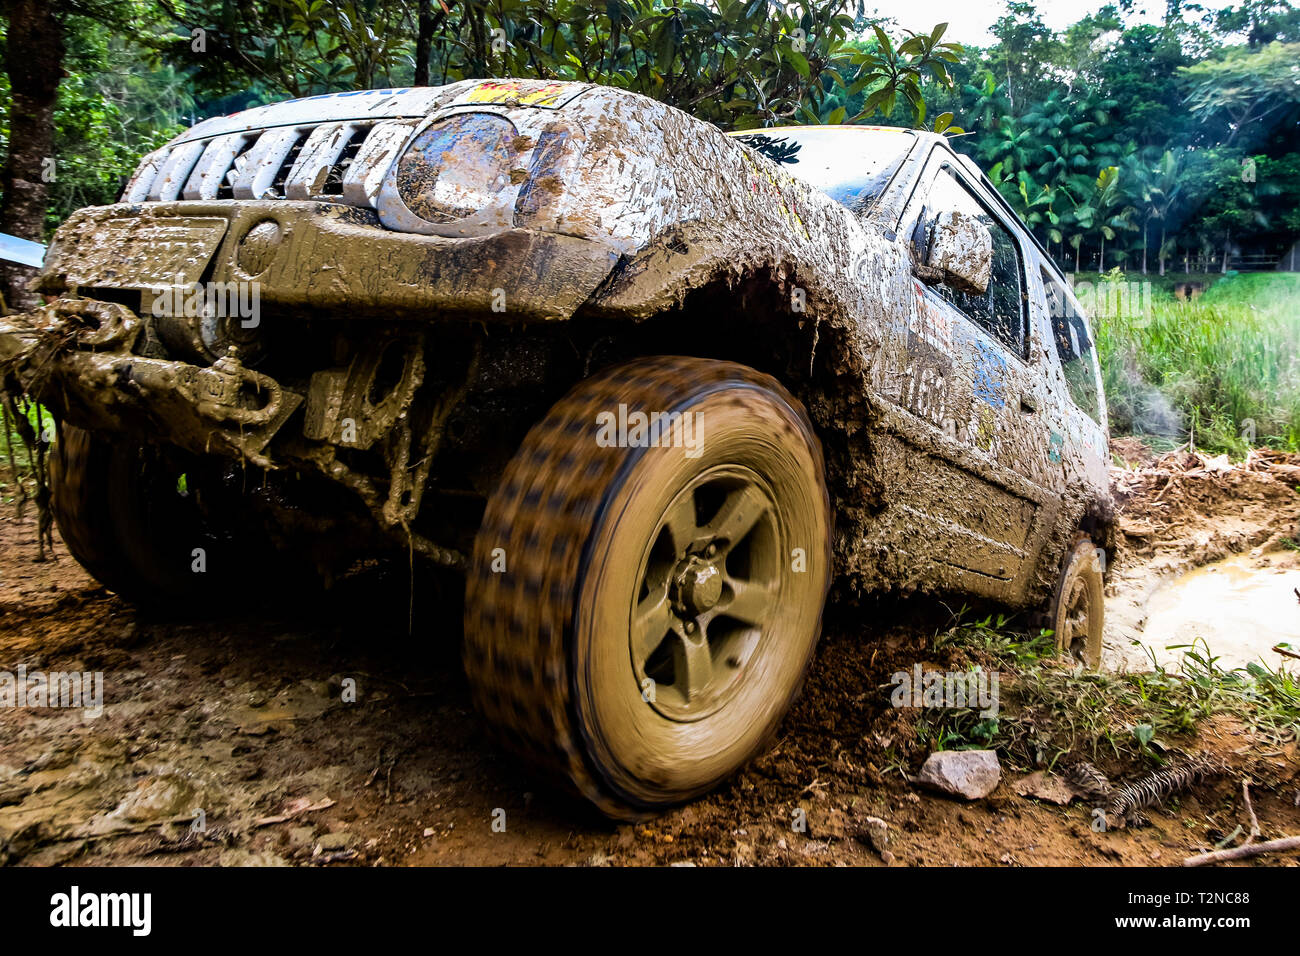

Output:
xmin=0 ymin=79 xmax=1113 ymax=818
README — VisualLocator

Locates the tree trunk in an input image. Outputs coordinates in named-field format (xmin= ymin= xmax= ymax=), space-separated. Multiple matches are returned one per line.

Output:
xmin=1141 ymin=219 xmax=1148 ymax=274
xmin=1100 ymin=235 xmax=1106 ymax=272
xmin=1075 ymin=243 xmax=1080 ymax=274
xmin=0 ymin=0 xmax=65 ymax=311
xmin=414 ymin=0 xmax=433 ymax=86
xmin=1221 ymin=232 xmax=1230 ymax=273
xmin=1158 ymin=226 xmax=1166 ymax=276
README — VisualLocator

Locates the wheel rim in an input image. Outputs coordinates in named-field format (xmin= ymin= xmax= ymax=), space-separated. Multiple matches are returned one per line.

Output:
xmin=1060 ymin=575 xmax=1092 ymax=660
xmin=630 ymin=465 xmax=781 ymax=722
xmin=1055 ymin=544 xmax=1103 ymax=668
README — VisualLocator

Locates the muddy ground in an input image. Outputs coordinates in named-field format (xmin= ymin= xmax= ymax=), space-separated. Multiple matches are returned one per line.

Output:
xmin=2 ymin=442 xmax=1298 ymax=867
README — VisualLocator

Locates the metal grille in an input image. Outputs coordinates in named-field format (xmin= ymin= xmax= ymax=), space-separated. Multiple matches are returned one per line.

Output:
xmin=122 ymin=120 xmax=419 ymax=209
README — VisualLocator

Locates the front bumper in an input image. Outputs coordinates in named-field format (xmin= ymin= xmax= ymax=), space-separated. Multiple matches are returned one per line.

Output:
xmin=35 ymin=200 xmax=621 ymax=322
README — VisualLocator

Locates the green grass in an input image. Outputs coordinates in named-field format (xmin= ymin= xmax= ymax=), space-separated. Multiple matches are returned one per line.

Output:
xmin=921 ymin=616 xmax=1300 ymax=772
xmin=1093 ymin=272 xmax=1300 ymax=454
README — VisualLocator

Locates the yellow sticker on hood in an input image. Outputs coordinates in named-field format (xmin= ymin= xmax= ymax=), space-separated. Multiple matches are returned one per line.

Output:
xmin=460 ymin=80 xmax=583 ymax=108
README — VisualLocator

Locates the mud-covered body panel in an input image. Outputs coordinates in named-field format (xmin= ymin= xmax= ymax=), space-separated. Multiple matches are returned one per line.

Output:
xmin=0 ymin=78 xmax=1112 ymax=608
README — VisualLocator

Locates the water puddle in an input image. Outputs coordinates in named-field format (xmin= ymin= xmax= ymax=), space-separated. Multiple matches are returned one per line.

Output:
xmin=1140 ymin=552 xmax=1300 ymax=672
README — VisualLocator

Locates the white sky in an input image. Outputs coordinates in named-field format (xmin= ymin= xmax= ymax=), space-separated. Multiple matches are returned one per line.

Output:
xmin=862 ymin=0 xmax=1237 ymax=45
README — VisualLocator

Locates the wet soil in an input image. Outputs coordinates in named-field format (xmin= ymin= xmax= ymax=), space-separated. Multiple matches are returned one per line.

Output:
xmin=2 ymin=443 xmax=1298 ymax=867
xmin=1105 ymin=440 xmax=1300 ymax=675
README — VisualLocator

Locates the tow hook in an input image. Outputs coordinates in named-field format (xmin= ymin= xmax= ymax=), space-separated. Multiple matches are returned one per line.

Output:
xmin=173 ymin=348 xmax=290 ymax=427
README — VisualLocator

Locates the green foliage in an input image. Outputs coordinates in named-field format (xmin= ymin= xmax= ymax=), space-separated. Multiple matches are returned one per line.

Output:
xmin=148 ymin=0 xmax=954 ymax=133
xmin=1181 ymin=40 xmax=1300 ymax=143
xmin=841 ymin=22 xmax=962 ymax=128
xmin=939 ymin=3 xmax=1300 ymax=277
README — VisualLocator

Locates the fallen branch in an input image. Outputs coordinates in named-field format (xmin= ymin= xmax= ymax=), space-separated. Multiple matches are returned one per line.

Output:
xmin=1183 ymin=835 xmax=1300 ymax=867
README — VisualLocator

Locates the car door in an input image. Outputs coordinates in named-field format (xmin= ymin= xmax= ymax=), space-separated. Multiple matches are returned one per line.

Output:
xmin=871 ymin=149 xmax=1058 ymax=595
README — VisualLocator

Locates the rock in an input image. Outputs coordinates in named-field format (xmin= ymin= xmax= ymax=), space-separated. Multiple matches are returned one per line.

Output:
xmin=857 ymin=815 xmax=890 ymax=855
xmin=913 ymin=750 xmax=1001 ymax=800
xmin=288 ymin=826 xmax=315 ymax=847
xmin=317 ymin=831 xmax=356 ymax=851
xmin=1013 ymin=771 xmax=1076 ymax=805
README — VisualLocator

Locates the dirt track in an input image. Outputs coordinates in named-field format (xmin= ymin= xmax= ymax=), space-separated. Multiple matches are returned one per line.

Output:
xmin=2 ymin=445 xmax=1298 ymax=867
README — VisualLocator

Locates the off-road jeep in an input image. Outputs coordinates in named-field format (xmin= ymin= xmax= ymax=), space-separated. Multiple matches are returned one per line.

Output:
xmin=0 ymin=78 xmax=1114 ymax=818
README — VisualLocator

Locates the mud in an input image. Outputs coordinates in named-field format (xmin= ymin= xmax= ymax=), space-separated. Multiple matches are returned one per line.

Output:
xmin=1105 ymin=442 xmax=1300 ymax=674
xmin=1142 ymin=552 xmax=1300 ymax=672
xmin=2 ymin=442 xmax=1297 ymax=866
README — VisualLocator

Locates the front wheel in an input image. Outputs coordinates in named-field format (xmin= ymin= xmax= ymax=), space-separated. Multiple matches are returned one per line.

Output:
xmin=463 ymin=356 xmax=833 ymax=818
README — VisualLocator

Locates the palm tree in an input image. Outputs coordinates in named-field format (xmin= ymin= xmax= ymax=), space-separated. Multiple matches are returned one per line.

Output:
xmin=1148 ymin=151 xmax=1185 ymax=277
xmin=1089 ymin=166 xmax=1136 ymax=271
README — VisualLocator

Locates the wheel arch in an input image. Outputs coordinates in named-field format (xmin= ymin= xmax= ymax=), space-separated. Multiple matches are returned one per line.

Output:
xmin=573 ymin=265 xmax=886 ymax=589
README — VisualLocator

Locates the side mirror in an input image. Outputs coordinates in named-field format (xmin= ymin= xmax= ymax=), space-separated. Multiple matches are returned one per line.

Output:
xmin=922 ymin=211 xmax=992 ymax=295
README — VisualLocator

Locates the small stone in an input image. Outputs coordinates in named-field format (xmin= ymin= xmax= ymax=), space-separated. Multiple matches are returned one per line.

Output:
xmin=913 ymin=750 xmax=1001 ymax=800
xmin=858 ymin=815 xmax=890 ymax=854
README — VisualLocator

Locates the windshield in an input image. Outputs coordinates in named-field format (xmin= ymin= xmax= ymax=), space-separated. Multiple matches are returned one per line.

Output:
xmin=733 ymin=127 xmax=915 ymax=208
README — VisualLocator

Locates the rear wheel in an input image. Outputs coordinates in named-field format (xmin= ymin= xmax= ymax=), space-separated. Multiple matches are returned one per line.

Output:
xmin=463 ymin=356 xmax=833 ymax=817
xmin=1051 ymin=539 xmax=1105 ymax=668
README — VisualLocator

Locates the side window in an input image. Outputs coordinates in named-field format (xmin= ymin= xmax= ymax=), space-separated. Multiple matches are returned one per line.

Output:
xmin=1043 ymin=268 xmax=1102 ymax=423
xmin=920 ymin=168 xmax=1027 ymax=358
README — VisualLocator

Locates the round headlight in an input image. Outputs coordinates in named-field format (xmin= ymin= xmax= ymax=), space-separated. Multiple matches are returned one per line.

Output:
xmin=395 ymin=114 xmax=517 ymax=224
